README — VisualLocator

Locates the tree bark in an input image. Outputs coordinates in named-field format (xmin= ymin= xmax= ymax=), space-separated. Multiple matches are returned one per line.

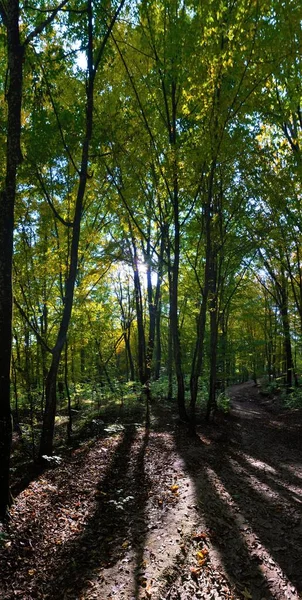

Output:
xmin=146 ymin=227 xmax=164 ymax=383
xmin=39 ymin=0 xmax=95 ymax=458
xmin=131 ymin=237 xmax=147 ymax=385
xmin=280 ymin=297 xmax=296 ymax=390
xmin=0 ymin=0 xmax=23 ymax=520
xmin=189 ymin=164 xmax=216 ymax=427
xmin=206 ymin=274 xmax=219 ymax=420
xmin=154 ymin=297 xmax=162 ymax=380
xmin=38 ymin=0 xmax=126 ymax=458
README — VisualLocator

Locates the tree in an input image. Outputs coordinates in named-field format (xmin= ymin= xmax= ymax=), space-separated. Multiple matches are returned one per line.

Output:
xmin=0 ymin=0 xmax=69 ymax=521
xmin=39 ymin=0 xmax=126 ymax=458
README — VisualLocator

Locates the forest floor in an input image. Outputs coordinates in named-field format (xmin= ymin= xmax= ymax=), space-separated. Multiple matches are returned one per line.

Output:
xmin=1 ymin=381 xmax=302 ymax=600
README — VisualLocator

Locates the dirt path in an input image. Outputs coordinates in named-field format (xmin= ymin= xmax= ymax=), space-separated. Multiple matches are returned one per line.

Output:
xmin=0 ymin=383 xmax=301 ymax=599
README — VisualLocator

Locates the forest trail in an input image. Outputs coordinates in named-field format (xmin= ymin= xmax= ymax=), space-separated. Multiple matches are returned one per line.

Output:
xmin=1 ymin=382 xmax=301 ymax=600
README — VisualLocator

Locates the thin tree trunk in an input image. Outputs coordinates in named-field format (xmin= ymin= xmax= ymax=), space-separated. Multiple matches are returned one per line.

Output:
xmin=154 ymin=298 xmax=162 ymax=380
xmin=189 ymin=163 xmax=215 ymax=427
xmin=189 ymin=297 xmax=208 ymax=425
xmin=170 ymin=184 xmax=187 ymax=418
xmin=39 ymin=0 xmax=126 ymax=457
xmin=132 ymin=243 xmax=147 ymax=385
xmin=39 ymin=0 xmax=95 ymax=458
xmin=280 ymin=301 xmax=295 ymax=390
xmin=146 ymin=226 xmax=165 ymax=383
xmin=124 ymin=330 xmax=135 ymax=381
xmin=65 ymin=342 xmax=72 ymax=441
xmin=206 ymin=297 xmax=219 ymax=420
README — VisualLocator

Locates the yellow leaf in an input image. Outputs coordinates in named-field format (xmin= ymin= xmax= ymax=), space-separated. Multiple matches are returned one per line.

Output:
xmin=170 ymin=485 xmax=179 ymax=493
xmin=197 ymin=548 xmax=209 ymax=565
xmin=197 ymin=549 xmax=208 ymax=560
xmin=28 ymin=569 xmax=36 ymax=576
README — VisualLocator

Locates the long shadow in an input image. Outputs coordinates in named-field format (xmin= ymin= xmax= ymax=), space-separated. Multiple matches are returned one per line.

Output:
xmin=130 ymin=428 xmax=150 ymax=599
xmin=39 ymin=424 xmax=152 ymax=600
xmin=150 ymin=394 xmax=302 ymax=597
xmin=43 ymin=425 xmax=133 ymax=598
xmin=214 ymin=438 xmax=302 ymax=590
xmin=228 ymin=447 xmax=302 ymax=511
xmin=177 ymin=387 xmax=302 ymax=596
xmin=4 ymin=395 xmax=301 ymax=599
xmin=172 ymin=427 xmax=276 ymax=600
xmin=216 ymin=453 xmax=302 ymax=591
xmin=1 ymin=427 xmax=139 ymax=599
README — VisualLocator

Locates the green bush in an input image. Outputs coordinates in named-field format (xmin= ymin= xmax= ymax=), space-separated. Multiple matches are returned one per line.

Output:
xmin=282 ymin=387 xmax=302 ymax=409
xmin=217 ymin=392 xmax=231 ymax=413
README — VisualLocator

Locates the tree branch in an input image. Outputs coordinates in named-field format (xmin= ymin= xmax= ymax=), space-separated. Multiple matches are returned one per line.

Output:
xmin=24 ymin=0 xmax=69 ymax=47
xmin=13 ymin=298 xmax=53 ymax=354
xmin=36 ymin=170 xmax=74 ymax=227
xmin=0 ymin=1 xmax=7 ymax=26
xmin=94 ymin=0 xmax=127 ymax=74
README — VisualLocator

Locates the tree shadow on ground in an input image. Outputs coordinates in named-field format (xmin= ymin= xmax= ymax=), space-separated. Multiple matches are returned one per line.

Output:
xmin=4 ymin=391 xmax=301 ymax=600
xmin=171 ymin=398 xmax=302 ymax=599
xmin=172 ymin=427 xmax=276 ymax=600
xmin=2 ymin=424 xmax=151 ymax=600
xmin=42 ymin=424 xmax=151 ymax=600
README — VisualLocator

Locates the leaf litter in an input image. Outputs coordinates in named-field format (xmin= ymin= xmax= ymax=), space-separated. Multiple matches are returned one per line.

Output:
xmin=0 ymin=382 xmax=302 ymax=600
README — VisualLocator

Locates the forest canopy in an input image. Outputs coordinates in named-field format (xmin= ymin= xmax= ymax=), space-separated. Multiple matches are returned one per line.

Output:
xmin=0 ymin=0 xmax=302 ymax=518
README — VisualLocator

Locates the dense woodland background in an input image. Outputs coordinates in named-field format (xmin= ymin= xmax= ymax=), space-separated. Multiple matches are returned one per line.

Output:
xmin=0 ymin=0 xmax=302 ymax=519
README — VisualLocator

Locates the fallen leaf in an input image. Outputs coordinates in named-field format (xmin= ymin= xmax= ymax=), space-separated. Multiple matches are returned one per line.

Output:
xmin=196 ymin=548 xmax=209 ymax=566
xmin=170 ymin=485 xmax=179 ymax=493
xmin=193 ymin=531 xmax=208 ymax=541
xmin=190 ymin=567 xmax=201 ymax=578
xmin=197 ymin=549 xmax=208 ymax=560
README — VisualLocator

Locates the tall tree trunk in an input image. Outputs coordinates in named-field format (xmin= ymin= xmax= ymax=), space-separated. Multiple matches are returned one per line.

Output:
xmin=65 ymin=342 xmax=72 ymax=440
xmin=131 ymin=238 xmax=147 ymax=385
xmin=189 ymin=296 xmax=208 ymax=424
xmin=38 ymin=0 xmax=126 ymax=459
xmin=166 ymin=244 xmax=173 ymax=400
xmin=280 ymin=299 xmax=296 ymax=390
xmin=154 ymin=297 xmax=162 ymax=380
xmin=189 ymin=164 xmax=215 ymax=427
xmin=170 ymin=261 xmax=187 ymax=419
xmin=0 ymin=0 xmax=23 ymax=520
xmin=167 ymin=317 xmax=173 ymax=400
xmin=39 ymin=0 xmax=95 ymax=458
xmin=123 ymin=329 xmax=135 ymax=381
xmin=170 ymin=112 xmax=187 ymax=419
xmin=206 ymin=285 xmax=219 ymax=420
xmin=39 ymin=351 xmax=61 ymax=456
xmin=146 ymin=227 xmax=165 ymax=383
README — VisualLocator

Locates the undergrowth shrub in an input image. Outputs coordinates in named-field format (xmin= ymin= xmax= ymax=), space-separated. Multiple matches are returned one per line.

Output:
xmin=216 ymin=392 xmax=231 ymax=413
xmin=282 ymin=387 xmax=302 ymax=409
